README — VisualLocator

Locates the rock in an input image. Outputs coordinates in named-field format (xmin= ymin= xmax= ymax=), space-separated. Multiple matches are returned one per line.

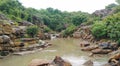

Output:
xmin=81 ymin=45 xmax=98 ymax=51
xmin=21 ymin=38 xmax=38 ymax=44
xmin=109 ymin=50 xmax=120 ymax=55
xmin=92 ymin=9 xmax=113 ymax=18
xmin=108 ymin=53 xmax=120 ymax=66
xmin=19 ymin=21 xmax=33 ymax=26
xmin=12 ymin=26 xmax=26 ymax=38
xmin=28 ymin=59 xmax=51 ymax=66
xmin=102 ymin=63 xmax=111 ymax=66
xmin=99 ymin=42 xmax=111 ymax=49
xmin=80 ymin=41 xmax=90 ymax=47
xmin=52 ymin=56 xmax=72 ymax=66
xmin=83 ymin=60 xmax=93 ymax=66
xmin=92 ymin=48 xmax=112 ymax=54
xmin=0 ymin=21 xmax=13 ymax=35
xmin=0 ymin=35 xmax=11 ymax=44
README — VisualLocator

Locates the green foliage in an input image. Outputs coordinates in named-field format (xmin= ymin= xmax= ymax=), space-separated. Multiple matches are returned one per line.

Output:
xmin=43 ymin=26 xmax=52 ymax=33
xmin=116 ymin=0 xmax=120 ymax=4
xmin=92 ymin=12 xmax=120 ymax=43
xmin=105 ymin=3 xmax=117 ymax=9
xmin=62 ymin=24 xmax=76 ymax=37
xmin=104 ymin=13 xmax=120 ymax=40
xmin=91 ymin=21 xmax=107 ymax=38
xmin=71 ymin=12 xmax=89 ymax=26
xmin=26 ymin=25 xmax=39 ymax=38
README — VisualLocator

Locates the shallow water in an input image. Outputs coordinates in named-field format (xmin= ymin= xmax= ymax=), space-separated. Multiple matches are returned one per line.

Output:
xmin=0 ymin=38 xmax=108 ymax=66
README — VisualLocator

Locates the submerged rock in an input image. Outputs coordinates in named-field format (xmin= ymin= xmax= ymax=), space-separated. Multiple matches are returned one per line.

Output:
xmin=83 ymin=60 xmax=93 ymax=66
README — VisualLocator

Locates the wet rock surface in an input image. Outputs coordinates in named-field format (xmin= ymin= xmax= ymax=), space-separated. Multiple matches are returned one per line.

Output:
xmin=83 ymin=60 xmax=93 ymax=66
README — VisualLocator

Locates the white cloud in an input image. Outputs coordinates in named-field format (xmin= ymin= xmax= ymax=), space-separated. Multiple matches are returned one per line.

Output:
xmin=19 ymin=0 xmax=116 ymax=13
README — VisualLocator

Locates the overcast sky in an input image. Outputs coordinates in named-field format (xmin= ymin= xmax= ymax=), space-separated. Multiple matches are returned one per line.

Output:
xmin=19 ymin=0 xmax=116 ymax=13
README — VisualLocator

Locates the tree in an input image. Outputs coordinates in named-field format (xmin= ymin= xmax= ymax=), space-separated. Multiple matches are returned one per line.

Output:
xmin=116 ymin=0 xmax=120 ymax=4
xmin=26 ymin=26 xmax=39 ymax=38
xmin=105 ymin=3 xmax=117 ymax=9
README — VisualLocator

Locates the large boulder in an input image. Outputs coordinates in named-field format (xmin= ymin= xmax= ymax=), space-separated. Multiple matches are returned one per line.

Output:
xmin=28 ymin=56 xmax=72 ymax=66
xmin=52 ymin=56 xmax=72 ymax=66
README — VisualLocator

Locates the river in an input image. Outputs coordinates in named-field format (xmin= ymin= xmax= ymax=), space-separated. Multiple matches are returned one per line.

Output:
xmin=0 ymin=38 xmax=109 ymax=66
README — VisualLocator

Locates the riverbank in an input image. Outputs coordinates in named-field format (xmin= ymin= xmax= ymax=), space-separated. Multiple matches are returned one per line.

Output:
xmin=0 ymin=38 xmax=109 ymax=66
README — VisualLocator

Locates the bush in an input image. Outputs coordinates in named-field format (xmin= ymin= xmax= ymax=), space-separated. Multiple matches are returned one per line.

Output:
xmin=43 ymin=26 xmax=51 ymax=33
xmin=91 ymin=21 xmax=107 ymax=38
xmin=26 ymin=25 xmax=39 ymax=38
xmin=62 ymin=24 xmax=76 ymax=37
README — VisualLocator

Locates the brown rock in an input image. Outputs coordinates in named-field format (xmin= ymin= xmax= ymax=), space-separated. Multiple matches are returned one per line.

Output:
xmin=28 ymin=59 xmax=51 ymax=66
xmin=107 ymin=53 xmax=120 ymax=66
xmin=80 ymin=41 xmax=90 ymax=47
xmin=81 ymin=46 xmax=98 ymax=51
xmin=92 ymin=48 xmax=112 ymax=54
xmin=52 ymin=56 xmax=72 ymax=66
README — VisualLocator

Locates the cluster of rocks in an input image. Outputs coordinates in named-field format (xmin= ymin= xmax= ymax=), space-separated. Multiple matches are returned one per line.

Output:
xmin=81 ymin=41 xmax=118 ymax=54
xmin=73 ymin=25 xmax=94 ymax=42
xmin=80 ymin=41 xmax=120 ymax=66
xmin=0 ymin=14 xmax=53 ymax=56
xmin=92 ymin=9 xmax=114 ymax=19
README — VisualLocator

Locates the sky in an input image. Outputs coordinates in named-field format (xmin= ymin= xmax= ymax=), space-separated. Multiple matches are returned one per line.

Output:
xmin=19 ymin=0 xmax=116 ymax=13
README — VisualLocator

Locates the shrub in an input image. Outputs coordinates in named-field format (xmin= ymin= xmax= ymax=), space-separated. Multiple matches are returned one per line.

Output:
xmin=26 ymin=25 xmax=39 ymax=38
xmin=43 ymin=26 xmax=51 ymax=33
xmin=62 ymin=24 xmax=76 ymax=37
xmin=91 ymin=21 xmax=107 ymax=38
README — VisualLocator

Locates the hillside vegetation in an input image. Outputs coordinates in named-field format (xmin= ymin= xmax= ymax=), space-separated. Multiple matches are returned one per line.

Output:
xmin=0 ymin=0 xmax=120 ymax=43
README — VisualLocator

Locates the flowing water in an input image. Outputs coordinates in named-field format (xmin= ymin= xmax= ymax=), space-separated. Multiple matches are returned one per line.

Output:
xmin=0 ymin=38 xmax=109 ymax=66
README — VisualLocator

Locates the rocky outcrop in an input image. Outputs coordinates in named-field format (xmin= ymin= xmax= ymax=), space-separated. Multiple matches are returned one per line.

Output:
xmin=73 ymin=25 xmax=94 ymax=42
xmin=92 ymin=9 xmax=113 ymax=18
